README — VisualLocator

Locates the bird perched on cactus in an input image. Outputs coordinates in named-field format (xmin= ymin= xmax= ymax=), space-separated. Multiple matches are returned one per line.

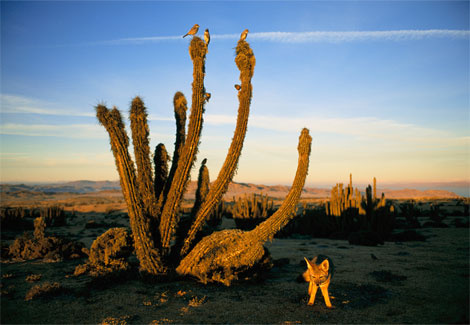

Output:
xmin=204 ymin=29 xmax=210 ymax=45
xmin=183 ymin=24 xmax=199 ymax=38
xmin=205 ymin=93 xmax=211 ymax=103
xmin=234 ymin=84 xmax=241 ymax=91
xmin=240 ymin=29 xmax=249 ymax=41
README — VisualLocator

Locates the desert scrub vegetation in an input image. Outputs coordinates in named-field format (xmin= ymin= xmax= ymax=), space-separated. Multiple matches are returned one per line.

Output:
xmin=24 ymin=281 xmax=64 ymax=301
xmin=6 ymin=216 xmax=86 ymax=262
xmin=94 ymin=30 xmax=312 ymax=284
xmin=74 ymin=227 xmax=133 ymax=277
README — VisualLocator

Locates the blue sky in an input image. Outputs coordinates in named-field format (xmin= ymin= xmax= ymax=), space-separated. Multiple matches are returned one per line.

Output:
xmin=1 ymin=1 xmax=469 ymax=189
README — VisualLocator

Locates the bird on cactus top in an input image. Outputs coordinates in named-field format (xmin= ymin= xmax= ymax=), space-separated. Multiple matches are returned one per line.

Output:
xmin=240 ymin=29 xmax=249 ymax=41
xmin=204 ymin=29 xmax=210 ymax=45
xmin=183 ymin=24 xmax=200 ymax=38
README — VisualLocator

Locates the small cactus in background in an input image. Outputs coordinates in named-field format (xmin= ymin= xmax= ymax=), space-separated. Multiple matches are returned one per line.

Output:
xmin=325 ymin=175 xmax=364 ymax=217
xmin=95 ymin=30 xmax=311 ymax=281
xmin=33 ymin=217 xmax=46 ymax=241
xmin=231 ymin=193 xmax=275 ymax=230
xmin=323 ymin=175 xmax=395 ymax=243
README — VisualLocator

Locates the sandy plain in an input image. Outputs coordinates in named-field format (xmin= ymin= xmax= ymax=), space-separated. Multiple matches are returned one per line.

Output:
xmin=1 ymin=188 xmax=469 ymax=324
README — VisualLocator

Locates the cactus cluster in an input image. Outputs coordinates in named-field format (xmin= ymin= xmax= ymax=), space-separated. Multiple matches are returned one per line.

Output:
xmin=95 ymin=32 xmax=312 ymax=281
xmin=0 ymin=206 xmax=67 ymax=230
xmin=325 ymin=175 xmax=364 ymax=217
xmin=326 ymin=175 xmax=387 ymax=217
xmin=322 ymin=175 xmax=395 ymax=243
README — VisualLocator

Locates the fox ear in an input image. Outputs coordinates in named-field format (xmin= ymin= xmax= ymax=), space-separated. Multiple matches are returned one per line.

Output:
xmin=320 ymin=259 xmax=329 ymax=272
xmin=304 ymin=257 xmax=313 ymax=270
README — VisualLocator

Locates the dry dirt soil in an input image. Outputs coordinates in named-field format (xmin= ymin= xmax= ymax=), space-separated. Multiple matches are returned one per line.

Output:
xmin=1 ymin=213 xmax=469 ymax=325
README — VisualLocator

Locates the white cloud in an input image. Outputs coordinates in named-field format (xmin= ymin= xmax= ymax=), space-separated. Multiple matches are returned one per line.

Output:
xmin=203 ymin=113 xmax=465 ymax=147
xmin=249 ymin=30 xmax=470 ymax=43
xmin=90 ymin=29 xmax=469 ymax=45
xmin=1 ymin=94 xmax=94 ymax=117
xmin=1 ymin=94 xmax=466 ymax=150
xmin=0 ymin=123 xmax=106 ymax=139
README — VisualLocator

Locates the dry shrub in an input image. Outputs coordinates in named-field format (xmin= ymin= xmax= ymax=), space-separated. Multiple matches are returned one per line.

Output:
xmin=8 ymin=219 xmax=86 ymax=262
xmin=74 ymin=227 xmax=133 ymax=277
xmin=188 ymin=295 xmax=207 ymax=307
xmin=26 ymin=274 xmax=42 ymax=282
xmin=25 ymin=282 xmax=63 ymax=301
xmin=101 ymin=315 xmax=132 ymax=325
xmin=150 ymin=319 xmax=174 ymax=325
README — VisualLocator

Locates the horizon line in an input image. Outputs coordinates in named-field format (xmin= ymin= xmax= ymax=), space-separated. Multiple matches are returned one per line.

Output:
xmin=1 ymin=179 xmax=469 ymax=186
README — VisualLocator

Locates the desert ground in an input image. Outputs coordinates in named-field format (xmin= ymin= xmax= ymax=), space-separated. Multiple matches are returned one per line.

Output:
xmin=1 ymin=184 xmax=469 ymax=324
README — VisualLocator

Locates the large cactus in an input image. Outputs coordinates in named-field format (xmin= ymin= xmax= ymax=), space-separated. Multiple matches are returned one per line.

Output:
xmin=96 ymin=32 xmax=312 ymax=280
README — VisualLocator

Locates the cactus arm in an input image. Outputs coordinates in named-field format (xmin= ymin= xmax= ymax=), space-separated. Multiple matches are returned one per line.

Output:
xmin=129 ymin=97 xmax=158 ymax=216
xmin=96 ymin=105 xmax=165 ymax=274
xmin=159 ymin=36 xmax=207 ymax=252
xmin=180 ymin=40 xmax=255 ymax=257
xmin=159 ymin=92 xmax=188 ymax=207
xmin=153 ymin=143 xmax=170 ymax=202
xmin=248 ymin=128 xmax=312 ymax=243
xmin=192 ymin=159 xmax=210 ymax=216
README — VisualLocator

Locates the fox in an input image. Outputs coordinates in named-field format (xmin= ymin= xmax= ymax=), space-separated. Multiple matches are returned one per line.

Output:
xmin=303 ymin=255 xmax=334 ymax=308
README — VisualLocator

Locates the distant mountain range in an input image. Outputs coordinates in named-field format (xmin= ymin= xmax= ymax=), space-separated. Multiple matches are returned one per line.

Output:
xmin=0 ymin=180 xmax=464 ymax=199
xmin=0 ymin=180 xmax=121 ymax=194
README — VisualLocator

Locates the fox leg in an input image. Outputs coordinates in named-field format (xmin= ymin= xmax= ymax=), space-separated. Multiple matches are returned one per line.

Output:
xmin=308 ymin=284 xmax=318 ymax=305
xmin=320 ymin=285 xmax=332 ymax=308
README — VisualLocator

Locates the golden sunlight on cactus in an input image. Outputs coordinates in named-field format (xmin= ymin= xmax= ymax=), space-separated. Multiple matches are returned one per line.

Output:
xmin=176 ymin=128 xmax=312 ymax=285
xmin=95 ymin=31 xmax=312 ymax=281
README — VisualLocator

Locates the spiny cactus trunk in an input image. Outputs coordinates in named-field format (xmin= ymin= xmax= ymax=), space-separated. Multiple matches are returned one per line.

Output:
xmin=159 ymin=37 xmax=208 ymax=254
xmin=96 ymin=106 xmax=165 ymax=274
xmin=153 ymin=143 xmax=170 ymax=201
xmin=180 ymin=39 xmax=255 ymax=257
xmin=192 ymin=159 xmax=210 ymax=215
xmin=176 ymin=128 xmax=312 ymax=285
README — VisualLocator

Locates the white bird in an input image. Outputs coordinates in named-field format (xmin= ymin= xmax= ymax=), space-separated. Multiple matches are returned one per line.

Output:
xmin=240 ymin=29 xmax=249 ymax=41
xmin=204 ymin=29 xmax=210 ymax=45
xmin=183 ymin=24 xmax=200 ymax=38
